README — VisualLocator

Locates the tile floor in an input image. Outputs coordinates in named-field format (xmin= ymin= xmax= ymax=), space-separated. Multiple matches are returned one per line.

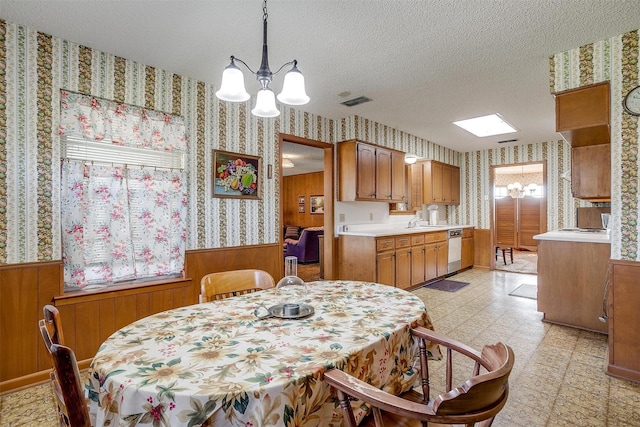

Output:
xmin=1 ymin=268 xmax=639 ymax=426
xmin=411 ymin=268 xmax=640 ymax=427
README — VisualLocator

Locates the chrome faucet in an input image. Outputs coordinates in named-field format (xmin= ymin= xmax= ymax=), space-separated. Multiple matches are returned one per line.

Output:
xmin=407 ymin=215 xmax=419 ymax=228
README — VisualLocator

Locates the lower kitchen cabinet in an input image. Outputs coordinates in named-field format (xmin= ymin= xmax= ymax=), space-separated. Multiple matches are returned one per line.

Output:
xmin=338 ymin=230 xmax=456 ymax=287
xmin=425 ymin=232 xmax=448 ymax=281
xmin=461 ymin=228 xmax=474 ymax=269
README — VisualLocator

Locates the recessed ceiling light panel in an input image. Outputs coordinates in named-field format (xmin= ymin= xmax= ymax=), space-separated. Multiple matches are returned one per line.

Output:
xmin=453 ymin=114 xmax=517 ymax=137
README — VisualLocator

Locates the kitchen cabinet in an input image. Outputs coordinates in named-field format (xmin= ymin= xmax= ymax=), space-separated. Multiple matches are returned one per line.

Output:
xmin=536 ymin=238 xmax=609 ymax=333
xmin=555 ymin=81 xmax=610 ymax=147
xmin=338 ymin=230 xmax=453 ymax=287
xmin=461 ymin=228 xmax=474 ymax=269
xmin=338 ymin=140 xmax=405 ymax=202
xmin=424 ymin=232 xmax=448 ymax=281
xmin=410 ymin=234 xmax=426 ymax=287
xmin=409 ymin=160 xmax=460 ymax=207
xmin=571 ymin=143 xmax=611 ymax=202
xmin=395 ymin=236 xmax=412 ymax=289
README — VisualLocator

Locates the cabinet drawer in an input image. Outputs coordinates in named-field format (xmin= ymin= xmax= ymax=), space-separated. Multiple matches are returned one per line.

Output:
xmin=411 ymin=234 xmax=425 ymax=246
xmin=424 ymin=231 xmax=447 ymax=242
xmin=376 ymin=238 xmax=395 ymax=252
xmin=395 ymin=236 xmax=411 ymax=249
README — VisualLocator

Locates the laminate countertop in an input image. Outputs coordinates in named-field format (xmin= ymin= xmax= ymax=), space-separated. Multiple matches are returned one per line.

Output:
xmin=533 ymin=229 xmax=611 ymax=244
xmin=338 ymin=224 xmax=474 ymax=238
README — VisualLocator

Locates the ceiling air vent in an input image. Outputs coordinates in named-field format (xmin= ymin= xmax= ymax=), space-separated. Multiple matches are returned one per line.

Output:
xmin=340 ymin=96 xmax=372 ymax=107
xmin=497 ymin=139 xmax=518 ymax=144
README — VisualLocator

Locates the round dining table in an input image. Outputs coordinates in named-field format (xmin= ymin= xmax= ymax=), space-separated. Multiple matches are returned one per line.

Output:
xmin=85 ymin=280 xmax=439 ymax=426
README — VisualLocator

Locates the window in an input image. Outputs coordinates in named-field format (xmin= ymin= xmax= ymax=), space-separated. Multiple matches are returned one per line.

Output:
xmin=59 ymin=91 xmax=187 ymax=290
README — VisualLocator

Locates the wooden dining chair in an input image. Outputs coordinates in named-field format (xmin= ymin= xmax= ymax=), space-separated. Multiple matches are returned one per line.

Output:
xmin=200 ymin=269 xmax=275 ymax=302
xmin=39 ymin=311 xmax=91 ymax=427
xmin=42 ymin=304 xmax=66 ymax=345
xmin=324 ymin=327 xmax=515 ymax=427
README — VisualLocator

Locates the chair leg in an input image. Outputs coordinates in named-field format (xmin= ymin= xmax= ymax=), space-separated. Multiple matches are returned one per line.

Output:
xmin=502 ymin=249 xmax=507 ymax=265
xmin=510 ymin=248 xmax=514 ymax=264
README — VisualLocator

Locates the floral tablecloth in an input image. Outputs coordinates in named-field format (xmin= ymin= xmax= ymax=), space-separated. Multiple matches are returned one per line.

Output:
xmin=85 ymin=280 xmax=439 ymax=426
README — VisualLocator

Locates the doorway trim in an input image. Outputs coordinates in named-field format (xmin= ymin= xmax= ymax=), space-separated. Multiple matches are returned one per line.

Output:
xmin=489 ymin=161 xmax=547 ymax=271
xmin=279 ymin=134 xmax=335 ymax=279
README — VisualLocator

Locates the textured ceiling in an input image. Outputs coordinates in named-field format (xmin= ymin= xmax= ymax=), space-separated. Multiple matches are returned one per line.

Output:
xmin=2 ymin=1 xmax=639 ymax=153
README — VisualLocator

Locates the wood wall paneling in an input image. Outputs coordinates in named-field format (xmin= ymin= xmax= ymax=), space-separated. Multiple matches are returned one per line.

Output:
xmin=473 ymin=229 xmax=492 ymax=269
xmin=1 ymin=244 xmax=282 ymax=393
xmin=607 ymin=259 xmax=640 ymax=383
xmin=283 ymin=172 xmax=324 ymax=229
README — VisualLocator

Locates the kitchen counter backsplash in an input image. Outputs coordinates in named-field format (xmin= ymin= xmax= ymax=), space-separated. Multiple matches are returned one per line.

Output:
xmin=338 ymin=222 xmax=473 ymax=237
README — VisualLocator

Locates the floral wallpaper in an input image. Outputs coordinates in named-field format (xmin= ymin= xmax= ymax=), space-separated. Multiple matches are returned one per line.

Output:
xmin=2 ymin=16 xmax=636 ymax=265
xmin=551 ymin=30 xmax=639 ymax=261
xmin=0 ymin=18 xmax=453 ymax=265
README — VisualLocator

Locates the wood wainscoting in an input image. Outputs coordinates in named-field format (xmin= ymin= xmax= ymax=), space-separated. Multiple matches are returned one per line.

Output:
xmin=0 ymin=243 xmax=282 ymax=393
xmin=473 ymin=229 xmax=492 ymax=269
xmin=607 ymin=259 xmax=640 ymax=383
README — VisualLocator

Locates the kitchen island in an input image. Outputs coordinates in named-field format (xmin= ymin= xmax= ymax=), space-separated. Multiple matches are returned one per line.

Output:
xmin=337 ymin=224 xmax=474 ymax=289
xmin=534 ymin=229 xmax=610 ymax=333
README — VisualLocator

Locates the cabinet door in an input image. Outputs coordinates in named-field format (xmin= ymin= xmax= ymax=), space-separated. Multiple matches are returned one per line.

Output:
xmin=571 ymin=144 xmax=611 ymax=201
xmin=425 ymin=242 xmax=438 ymax=281
xmin=436 ymin=241 xmax=449 ymax=277
xmin=391 ymin=150 xmax=406 ymax=202
xmin=395 ymin=247 xmax=412 ymax=289
xmin=411 ymin=245 xmax=426 ymax=286
xmin=431 ymin=162 xmax=444 ymax=203
xmin=450 ymin=166 xmax=460 ymax=205
xmin=376 ymin=251 xmax=395 ymax=286
xmin=409 ymin=163 xmax=424 ymax=210
xmin=357 ymin=143 xmax=377 ymax=200
xmin=442 ymin=164 xmax=452 ymax=203
xmin=461 ymin=237 xmax=474 ymax=269
xmin=375 ymin=148 xmax=392 ymax=200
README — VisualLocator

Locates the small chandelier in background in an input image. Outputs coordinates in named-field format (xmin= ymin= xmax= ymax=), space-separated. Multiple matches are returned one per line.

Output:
xmin=507 ymin=166 xmax=538 ymax=198
xmin=282 ymin=157 xmax=295 ymax=168
xmin=215 ymin=0 xmax=310 ymax=118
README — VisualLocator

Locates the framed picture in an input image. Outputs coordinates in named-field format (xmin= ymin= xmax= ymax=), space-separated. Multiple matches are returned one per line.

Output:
xmin=310 ymin=195 xmax=325 ymax=214
xmin=298 ymin=196 xmax=305 ymax=204
xmin=212 ymin=150 xmax=261 ymax=199
xmin=298 ymin=204 xmax=305 ymax=213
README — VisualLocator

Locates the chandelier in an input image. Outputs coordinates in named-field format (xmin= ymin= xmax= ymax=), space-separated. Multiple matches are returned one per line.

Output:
xmin=282 ymin=157 xmax=295 ymax=168
xmin=215 ymin=0 xmax=310 ymax=118
xmin=507 ymin=167 xmax=538 ymax=198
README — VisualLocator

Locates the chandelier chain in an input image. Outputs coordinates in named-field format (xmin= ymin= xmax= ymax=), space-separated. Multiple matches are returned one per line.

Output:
xmin=263 ymin=0 xmax=268 ymax=22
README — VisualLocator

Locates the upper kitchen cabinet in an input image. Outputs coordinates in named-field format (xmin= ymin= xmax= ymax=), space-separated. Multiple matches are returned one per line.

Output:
xmin=571 ymin=143 xmax=611 ymax=201
xmin=409 ymin=160 xmax=460 ymax=208
xmin=555 ymin=81 xmax=610 ymax=147
xmin=338 ymin=140 xmax=406 ymax=202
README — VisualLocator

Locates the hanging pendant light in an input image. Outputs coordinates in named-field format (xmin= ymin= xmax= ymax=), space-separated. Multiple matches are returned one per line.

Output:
xmin=216 ymin=0 xmax=310 ymax=118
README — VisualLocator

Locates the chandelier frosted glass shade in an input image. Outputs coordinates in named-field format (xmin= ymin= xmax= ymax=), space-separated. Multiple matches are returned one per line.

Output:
xmin=251 ymin=89 xmax=280 ymax=117
xmin=215 ymin=62 xmax=250 ymax=102
xmin=277 ymin=65 xmax=310 ymax=105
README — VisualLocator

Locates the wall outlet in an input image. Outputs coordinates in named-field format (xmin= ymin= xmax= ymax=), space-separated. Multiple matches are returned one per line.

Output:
xmin=339 ymin=214 xmax=345 ymax=222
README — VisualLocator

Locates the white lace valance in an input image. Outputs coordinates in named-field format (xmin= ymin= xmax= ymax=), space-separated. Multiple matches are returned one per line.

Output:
xmin=59 ymin=91 xmax=187 ymax=152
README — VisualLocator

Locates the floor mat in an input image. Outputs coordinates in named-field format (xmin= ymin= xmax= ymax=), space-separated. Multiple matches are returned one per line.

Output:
xmin=509 ymin=284 xmax=537 ymax=300
xmin=424 ymin=279 xmax=470 ymax=292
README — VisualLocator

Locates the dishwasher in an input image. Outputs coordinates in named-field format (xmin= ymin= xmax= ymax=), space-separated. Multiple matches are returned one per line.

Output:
xmin=447 ymin=229 xmax=463 ymax=273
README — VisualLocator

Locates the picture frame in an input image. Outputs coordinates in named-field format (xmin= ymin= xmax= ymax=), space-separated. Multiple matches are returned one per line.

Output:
xmin=298 ymin=196 xmax=305 ymax=204
xmin=212 ymin=150 xmax=262 ymax=199
xmin=310 ymin=195 xmax=325 ymax=214
xmin=298 ymin=204 xmax=305 ymax=213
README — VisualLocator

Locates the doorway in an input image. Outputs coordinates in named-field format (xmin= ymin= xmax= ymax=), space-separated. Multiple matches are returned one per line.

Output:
xmin=490 ymin=162 xmax=546 ymax=274
xmin=279 ymin=134 xmax=334 ymax=280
